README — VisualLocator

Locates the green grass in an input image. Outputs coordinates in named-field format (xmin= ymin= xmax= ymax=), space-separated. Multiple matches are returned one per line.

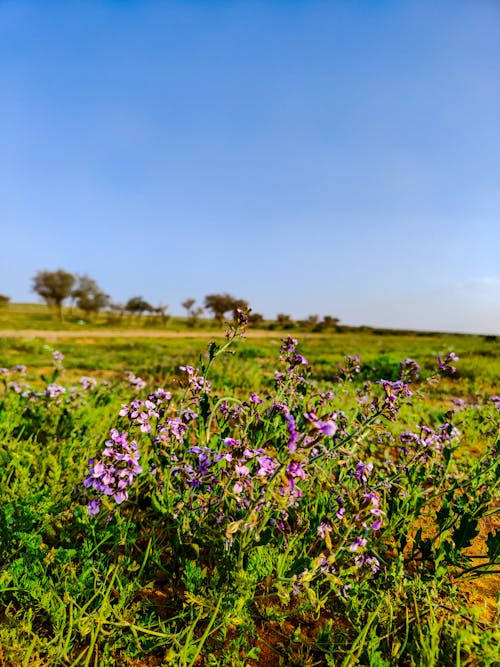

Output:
xmin=0 ymin=309 xmax=498 ymax=666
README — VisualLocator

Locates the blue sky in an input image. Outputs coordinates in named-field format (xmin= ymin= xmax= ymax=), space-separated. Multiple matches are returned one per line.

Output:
xmin=1 ymin=0 xmax=499 ymax=333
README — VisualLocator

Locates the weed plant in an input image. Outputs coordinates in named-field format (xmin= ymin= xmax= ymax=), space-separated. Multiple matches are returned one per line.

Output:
xmin=0 ymin=315 xmax=498 ymax=666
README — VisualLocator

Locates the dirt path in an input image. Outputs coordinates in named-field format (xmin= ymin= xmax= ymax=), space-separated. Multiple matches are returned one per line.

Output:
xmin=0 ymin=329 xmax=283 ymax=340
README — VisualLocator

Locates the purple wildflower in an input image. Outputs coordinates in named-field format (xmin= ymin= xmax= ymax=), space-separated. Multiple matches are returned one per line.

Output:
xmin=317 ymin=521 xmax=332 ymax=539
xmin=284 ymin=412 xmax=300 ymax=452
xmin=304 ymin=411 xmax=338 ymax=437
xmin=45 ymin=383 xmax=66 ymax=399
xmin=87 ymin=499 xmax=100 ymax=516
xmin=126 ymin=372 xmax=147 ymax=391
xmin=399 ymin=358 xmax=420 ymax=383
xmin=256 ymin=455 xmax=278 ymax=477
xmin=80 ymin=376 xmax=97 ymax=391
xmin=349 ymin=537 xmax=367 ymax=552
xmin=437 ymin=352 xmax=459 ymax=375
xmin=180 ymin=365 xmax=211 ymax=393
xmin=85 ymin=429 xmax=143 ymax=515
xmin=353 ymin=461 xmax=374 ymax=482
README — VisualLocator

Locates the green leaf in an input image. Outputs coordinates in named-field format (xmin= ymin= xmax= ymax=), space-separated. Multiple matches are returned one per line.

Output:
xmin=486 ymin=529 xmax=500 ymax=561
xmin=452 ymin=513 xmax=479 ymax=551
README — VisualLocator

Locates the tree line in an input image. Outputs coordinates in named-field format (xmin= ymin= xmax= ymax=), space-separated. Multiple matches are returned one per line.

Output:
xmin=1 ymin=269 xmax=340 ymax=331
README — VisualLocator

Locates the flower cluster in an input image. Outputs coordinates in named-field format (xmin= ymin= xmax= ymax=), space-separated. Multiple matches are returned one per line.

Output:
xmin=84 ymin=428 xmax=143 ymax=515
xmin=399 ymin=422 xmax=460 ymax=458
xmin=399 ymin=358 xmax=420 ymax=383
xmin=83 ymin=331 xmax=477 ymax=605
xmin=179 ymin=366 xmax=212 ymax=394
xmin=126 ymin=372 xmax=147 ymax=391
xmin=339 ymin=355 xmax=361 ymax=382
xmin=437 ymin=352 xmax=459 ymax=375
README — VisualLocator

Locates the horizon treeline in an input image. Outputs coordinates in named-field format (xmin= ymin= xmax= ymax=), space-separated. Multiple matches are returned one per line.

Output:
xmin=0 ymin=268 xmax=342 ymax=331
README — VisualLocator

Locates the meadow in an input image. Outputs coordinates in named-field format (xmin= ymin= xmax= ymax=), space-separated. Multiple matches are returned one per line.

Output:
xmin=0 ymin=305 xmax=498 ymax=666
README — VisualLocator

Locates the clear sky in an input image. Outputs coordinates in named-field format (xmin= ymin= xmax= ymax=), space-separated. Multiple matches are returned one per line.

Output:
xmin=1 ymin=0 xmax=499 ymax=334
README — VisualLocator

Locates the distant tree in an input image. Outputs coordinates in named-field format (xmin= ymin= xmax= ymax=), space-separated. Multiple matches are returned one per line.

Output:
xmin=248 ymin=312 xmax=264 ymax=327
xmin=182 ymin=298 xmax=196 ymax=315
xmin=0 ymin=294 xmax=10 ymax=306
xmin=182 ymin=298 xmax=204 ymax=328
xmin=32 ymin=269 xmax=75 ymax=320
xmin=72 ymin=275 xmax=109 ymax=318
xmin=231 ymin=298 xmax=250 ymax=319
xmin=276 ymin=313 xmax=294 ymax=329
xmin=105 ymin=302 xmax=125 ymax=324
xmin=204 ymin=293 xmax=238 ymax=324
xmin=322 ymin=316 xmax=340 ymax=330
xmin=151 ymin=303 xmax=170 ymax=325
xmin=125 ymin=296 xmax=152 ymax=317
xmin=298 ymin=314 xmax=319 ymax=329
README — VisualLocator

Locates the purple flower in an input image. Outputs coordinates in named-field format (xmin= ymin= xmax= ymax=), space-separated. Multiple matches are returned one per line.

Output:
xmin=284 ymin=412 xmax=300 ymax=452
xmin=234 ymin=463 xmax=250 ymax=477
xmin=256 ymin=455 xmax=277 ymax=477
xmin=349 ymin=537 xmax=367 ymax=552
xmin=304 ymin=411 xmax=337 ymax=437
xmin=365 ymin=556 xmax=380 ymax=574
xmin=339 ymin=355 xmax=361 ymax=381
xmin=180 ymin=365 xmax=211 ymax=393
xmin=353 ymin=461 xmax=373 ymax=482
xmin=437 ymin=352 xmax=459 ymax=375
xmin=399 ymin=358 xmax=420 ymax=383
xmin=45 ymin=383 xmax=66 ymax=399
xmin=87 ymin=499 xmax=100 ymax=516
xmin=149 ymin=388 xmax=172 ymax=402
xmin=80 ymin=376 xmax=97 ymax=390
xmin=287 ymin=461 xmax=306 ymax=480
xmin=114 ymin=490 xmax=128 ymax=504
xmin=85 ymin=429 xmax=143 ymax=512
xmin=126 ymin=372 xmax=147 ymax=390
xmin=317 ymin=521 xmax=332 ymax=539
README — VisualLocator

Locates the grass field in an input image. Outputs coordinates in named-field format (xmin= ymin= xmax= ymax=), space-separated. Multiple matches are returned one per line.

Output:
xmin=0 ymin=305 xmax=498 ymax=666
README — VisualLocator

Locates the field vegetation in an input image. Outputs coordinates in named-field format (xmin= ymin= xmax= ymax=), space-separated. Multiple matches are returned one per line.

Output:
xmin=0 ymin=305 xmax=498 ymax=666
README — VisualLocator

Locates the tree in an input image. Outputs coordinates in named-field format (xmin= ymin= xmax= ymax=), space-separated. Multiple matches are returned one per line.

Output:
xmin=322 ymin=315 xmax=340 ymax=330
xmin=151 ymin=303 xmax=170 ymax=325
xmin=182 ymin=298 xmax=204 ymax=328
xmin=125 ymin=296 xmax=152 ymax=317
xmin=276 ymin=313 xmax=294 ymax=329
xmin=32 ymin=269 xmax=75 ymax=320
xmin=298 ymin=314 xmax=319 ymax=329
xmin=204 ymin=293 xmax=238 ymax=324
xmin=203 ymin=294 xmax=251 ymax=324
xmin=0 ymin=294 xmax=10 ymax=307
xmin=72 ymin=275 xmax=109 ymax=318
xmin=248 ymin=312 xmax=264 ymax=327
